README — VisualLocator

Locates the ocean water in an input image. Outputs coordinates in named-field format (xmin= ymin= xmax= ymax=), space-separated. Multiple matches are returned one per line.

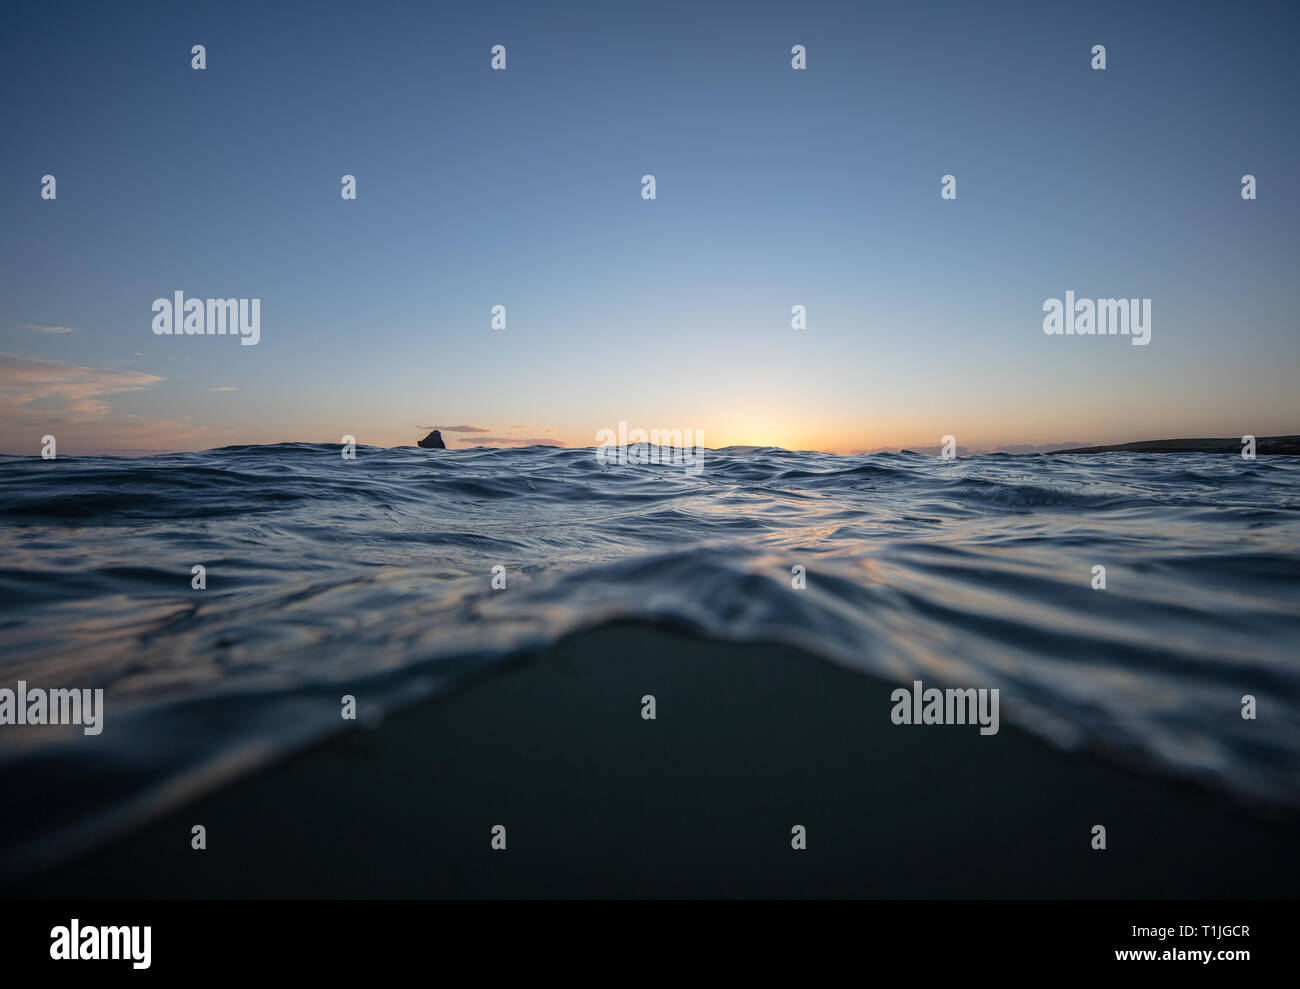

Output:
xmin=2 ymin=443 xmax=1299 ymax=875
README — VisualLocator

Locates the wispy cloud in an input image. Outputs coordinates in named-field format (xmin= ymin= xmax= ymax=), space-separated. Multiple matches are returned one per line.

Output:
xmin=0 ymin=353 xmax=203 ymax=454
xmin=848 ymin=441 xmax=1091 ymax=456
xmin=0 ymin=353 xmax=161 ymax=411
xmin=463 ymin=436 xmax=565 ymax=447
xmin=419 ymin=424 xmax=491 ymax=433
xmin=209 ymin=386 xmax=239 ymax=392
xmin=22 ymin=324 xmax=77 ymax=334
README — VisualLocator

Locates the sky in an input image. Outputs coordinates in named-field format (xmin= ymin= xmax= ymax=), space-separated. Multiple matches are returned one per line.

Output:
xmin=2 ymin=0 xmax=1298 ymax=455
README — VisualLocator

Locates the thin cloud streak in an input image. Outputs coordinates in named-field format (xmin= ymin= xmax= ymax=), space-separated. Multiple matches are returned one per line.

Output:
xmin=0 ymin=353 xmax=204 ymax=454
xmin=458 ymin=436 xmax=565 ymax=447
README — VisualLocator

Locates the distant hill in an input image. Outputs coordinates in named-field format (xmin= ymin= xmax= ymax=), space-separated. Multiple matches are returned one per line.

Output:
xmin=1050 ymin=435 xmax=1300 ymax=455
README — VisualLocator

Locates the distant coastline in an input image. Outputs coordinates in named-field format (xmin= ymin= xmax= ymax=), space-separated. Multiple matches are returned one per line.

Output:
xmin=1049 ymin=435 xmax=1300 ymax=455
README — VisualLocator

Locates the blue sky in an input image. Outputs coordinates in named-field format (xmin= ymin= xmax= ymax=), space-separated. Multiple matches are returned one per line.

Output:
xmin=2 ymin=0 xmax=1297 ymax=453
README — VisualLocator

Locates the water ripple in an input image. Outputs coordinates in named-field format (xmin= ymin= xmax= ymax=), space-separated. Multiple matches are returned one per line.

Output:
xmin=1 ymin=444 xmax=1298 ymax=873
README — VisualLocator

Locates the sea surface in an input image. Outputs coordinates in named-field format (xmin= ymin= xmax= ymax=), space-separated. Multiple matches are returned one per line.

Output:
xmin=2 ymin=443 xmax=1298 ymax=876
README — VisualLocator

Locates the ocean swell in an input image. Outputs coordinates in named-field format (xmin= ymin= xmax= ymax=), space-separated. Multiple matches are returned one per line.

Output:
xmin=2 ymin=443 xmax=1298 ymax=877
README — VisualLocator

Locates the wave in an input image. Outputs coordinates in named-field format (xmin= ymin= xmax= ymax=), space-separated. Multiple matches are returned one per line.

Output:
xmin=1 ymin=444 xmax=1298 ymax=876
